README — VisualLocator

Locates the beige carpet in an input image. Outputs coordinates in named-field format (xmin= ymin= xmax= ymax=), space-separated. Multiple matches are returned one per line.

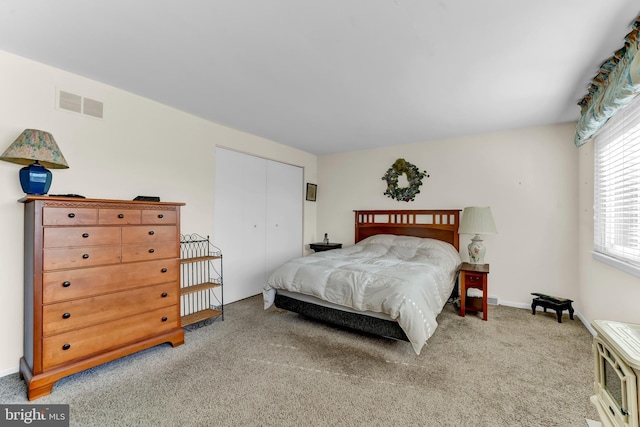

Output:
xmin=0 ymin=296 xmax=599 ymax=426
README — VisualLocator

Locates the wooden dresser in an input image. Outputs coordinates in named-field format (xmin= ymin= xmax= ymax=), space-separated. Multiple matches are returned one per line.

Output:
xmin=20 ymin=196 xmax=185 ymax=400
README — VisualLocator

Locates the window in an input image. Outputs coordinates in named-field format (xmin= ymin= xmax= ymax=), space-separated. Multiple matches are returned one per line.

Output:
xmin=594 ymin=94 xmax=640 ymax=276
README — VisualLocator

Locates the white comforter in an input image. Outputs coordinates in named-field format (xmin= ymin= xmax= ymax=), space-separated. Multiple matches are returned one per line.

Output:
xmin=263 ymin=234 xmax=462 ymax=354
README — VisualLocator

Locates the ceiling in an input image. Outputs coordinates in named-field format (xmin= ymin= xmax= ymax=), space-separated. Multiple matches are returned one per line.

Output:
xmin=0 ymin=1 xmax=638 ymax=155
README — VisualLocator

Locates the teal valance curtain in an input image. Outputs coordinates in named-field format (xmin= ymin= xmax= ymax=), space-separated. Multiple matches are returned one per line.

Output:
xmin=575 ymin=16 xmax=640 ymax=147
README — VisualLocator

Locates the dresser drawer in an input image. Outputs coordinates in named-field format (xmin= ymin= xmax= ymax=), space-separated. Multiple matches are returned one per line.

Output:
xmin=43 ymin=259 xmax=179 ymax=303
xmin=43 ymin=282 xmax=179 ymax=336
xmin=43 ymin=207 xmax=98 ymax=226
xmin=42 ymin=307 xmax=179 ymax=369
xmin=121 ymin=225 xmax=177 ymax=244
xmin=43 ymin=246 xmax=121 ymax=270
xmin=121 ymin=242 xmax=178 ymax=262
xmin=98 ymin=208 xmax=141 ymax=225
xmin=44 ymin=227 xmax=121 ymax=248
xmin=142 ymin=209 xmax=177 ymax=224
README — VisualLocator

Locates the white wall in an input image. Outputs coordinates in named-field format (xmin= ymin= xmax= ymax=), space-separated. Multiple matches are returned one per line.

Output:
xmin=317 ymin=123 xmax=580 ymax=312
xmin=4 ymin=45 xmax=624 ymax=381
xmin=578 ymin=140 xmax=640 ymax=325
xmin=0 ymin=50 xmax=317 ymax=376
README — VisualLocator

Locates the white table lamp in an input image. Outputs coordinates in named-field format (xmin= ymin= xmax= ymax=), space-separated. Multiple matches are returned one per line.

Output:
xmin=458 ymin=207 xmax=497 ymax=264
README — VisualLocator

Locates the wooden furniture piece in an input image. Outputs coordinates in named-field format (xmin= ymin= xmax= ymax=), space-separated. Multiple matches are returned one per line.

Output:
xmin=274 ymin=209 xmax=460 ymax=341
xmin=354 ymin=210 xmax=460 ymax=248
xmin=180 ymin=234 xmax=224 ymax=327
xmin=531 ymin=293 xmax=574 ymax=323
xmin=20 ymin=196 xmax=185 ymax=400
xmin=309 ymin=242 xmax=342 ymax=252
xmin=459 ymin=262 xmax=489 ymax=321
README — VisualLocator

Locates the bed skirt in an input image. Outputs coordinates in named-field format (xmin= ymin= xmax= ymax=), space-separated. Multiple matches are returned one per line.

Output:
xmin=274 ymin=294 xmax=409 ymax=342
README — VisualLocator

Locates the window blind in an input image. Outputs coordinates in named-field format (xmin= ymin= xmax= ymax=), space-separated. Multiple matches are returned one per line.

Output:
xmin=594 ymin=93 xmax=640 ymax=270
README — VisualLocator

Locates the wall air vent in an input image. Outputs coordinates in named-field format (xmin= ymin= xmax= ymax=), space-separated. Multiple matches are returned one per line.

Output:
xmin=83 ymin=97 xmax=104 ymax=119
xmin=57 ymin=90 xmax=104 ymax=119
xmin=58 ymin=90 xmax=82 ymax=113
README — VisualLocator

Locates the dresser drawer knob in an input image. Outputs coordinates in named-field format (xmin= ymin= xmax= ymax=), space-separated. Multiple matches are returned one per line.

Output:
xmin=148 ymin=230 xmax=155 ymax=235
xmin=161 ymin=268 xmax=167 ymax=273
xmin=82 ymin=254 xmax=90 ymax=259
xmin=62 ymin=344 xmax=71 ymax=350
xmin=82 ymin=233 xmax=89 ymax=238
xmin=63 ymin=281 xmax=71 ymax=287
xmin=158 ymin=214 xmax=164 ymax=219
xmin=62 ymin=312 xmax=71 ymax=319
xmin=68 ymin=213 xmax=75 ymax=218
xmin=161 ymin=292 xmax=168 ymax=298
xmin=148 ymin=248 xmax=155 ymax=253
xmin=161 ymin=317 xmax=168 ymax=322
xmin=118 ymin=213 xmax=125 ymax=219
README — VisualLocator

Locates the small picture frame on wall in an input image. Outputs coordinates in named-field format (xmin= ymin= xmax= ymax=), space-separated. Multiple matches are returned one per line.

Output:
xmin=306 ymin=183 xmax=317 ymax=202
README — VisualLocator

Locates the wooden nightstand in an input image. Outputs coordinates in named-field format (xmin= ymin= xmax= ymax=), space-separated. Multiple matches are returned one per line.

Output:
xmin=309 ymin=242 xmax=342 ymax=252
xmin=459 ymin=262 xmax=490 ymax=321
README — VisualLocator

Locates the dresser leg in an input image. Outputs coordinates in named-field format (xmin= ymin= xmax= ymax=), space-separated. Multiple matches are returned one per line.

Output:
xmin=20 ymin=358 xmax=55 ymax=401
xmin=27 ymin=382 xmax=56 ymax=401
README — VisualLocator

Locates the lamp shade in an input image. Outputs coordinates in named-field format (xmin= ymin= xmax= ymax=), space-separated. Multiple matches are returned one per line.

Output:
xmin=459 ymin=207 xmax=498 ymax=235
xmin=0 ymin=129 xmax=69 ymax=169
xmin=0 ymin=129 xmax=69 ymax=195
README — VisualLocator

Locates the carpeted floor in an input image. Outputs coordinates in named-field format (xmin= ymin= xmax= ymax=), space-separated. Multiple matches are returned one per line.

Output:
xmin=0 ymin=295 xmax=599 ymax=426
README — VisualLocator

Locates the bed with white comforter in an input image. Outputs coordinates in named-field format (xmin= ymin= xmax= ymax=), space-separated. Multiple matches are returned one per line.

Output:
xmin=263 ymin=234 xmax=462 ymax=354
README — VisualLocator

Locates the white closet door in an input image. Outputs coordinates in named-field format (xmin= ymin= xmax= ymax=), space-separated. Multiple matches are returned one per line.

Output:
xmin=214 ymin=148 xmax=267 ymax=303
xmin=265 ymin=160 xmax=303 ymax=278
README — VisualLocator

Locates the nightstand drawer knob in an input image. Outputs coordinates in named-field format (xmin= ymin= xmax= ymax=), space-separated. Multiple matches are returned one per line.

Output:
xmin=161 ymin=317 xmax=168 ymax=322
xmin=63 ymin=281 xmax=71 ymax=287
xmin=68 ymin=213 xmax=75 ymax=218
xmin=62 ymin=344 xmax=71 ymax=350
xmin=118 ymin=213 xmax=125 ymax=218
xmin=82 ymin=233 xmax=89 ymax=238
xmin=161 ymin=268 xmax=168 ymax=273
xmin=62 ymin=313 xmax=71 ymax=319
xmin=468 ymin=276 xmax=481 ymax=282
xmin=158 ymin=214 xmax=164 ymax=219
xmin=149 ymin=230 xmax=155 ymax=235
xmin=149 ymin=248 xmax=155 ymax=253
xmin=161 ymin=292 xmax=168 ymax=298
xmin=82 ymin=254 xmax=89 ymax=259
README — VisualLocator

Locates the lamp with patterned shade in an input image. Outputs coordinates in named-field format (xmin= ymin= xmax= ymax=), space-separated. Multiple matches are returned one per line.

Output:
xmin=458 ymin=206 xmax=498 ymax=264
xmin=0 ymin=129 xmax=69 ymax=195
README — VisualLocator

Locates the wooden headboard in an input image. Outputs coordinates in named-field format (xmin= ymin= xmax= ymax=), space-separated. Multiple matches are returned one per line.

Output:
xmin=354 ymin=210 xmax=461 ymax=250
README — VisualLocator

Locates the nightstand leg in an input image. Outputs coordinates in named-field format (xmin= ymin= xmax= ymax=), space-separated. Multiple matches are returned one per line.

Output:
xmin=459 ymin=275 xmax=466 ymax=317
xmin=482 ymin=279 xmax=488 ymax=321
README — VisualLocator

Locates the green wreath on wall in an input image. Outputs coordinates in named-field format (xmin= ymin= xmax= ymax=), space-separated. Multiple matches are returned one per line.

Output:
xmin=381 ymin=158 xmax=429 ymax=202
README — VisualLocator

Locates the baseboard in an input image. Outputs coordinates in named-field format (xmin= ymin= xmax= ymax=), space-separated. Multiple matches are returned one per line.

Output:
xmin=0 ymin=364 xmax=20 ymax=378
xmin=499 ymin=300 xmax=596 ymax=336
